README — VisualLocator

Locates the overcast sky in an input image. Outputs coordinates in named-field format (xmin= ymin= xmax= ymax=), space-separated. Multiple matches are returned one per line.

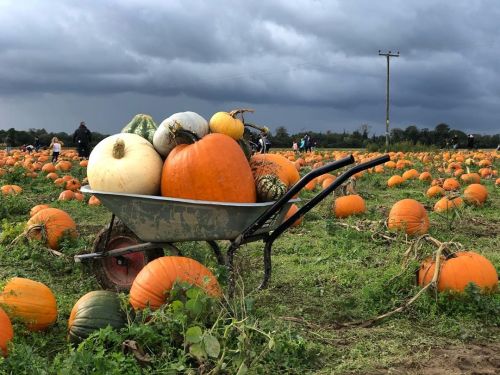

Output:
xmin=1 ymin=0 xmax=499 ymax=136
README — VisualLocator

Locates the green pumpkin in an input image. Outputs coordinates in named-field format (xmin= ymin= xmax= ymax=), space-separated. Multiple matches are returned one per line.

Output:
xmin=68 ymin=291 xmax=127 ymax=344
xmin=255 ymin=175 xmax=287 ymax=202
xmin=121 ymin=114 xmax=158 ymax=143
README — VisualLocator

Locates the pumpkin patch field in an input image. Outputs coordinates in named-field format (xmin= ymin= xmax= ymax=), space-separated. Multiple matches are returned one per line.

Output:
xmin=0 ymin=145 xmax=498 ymax=374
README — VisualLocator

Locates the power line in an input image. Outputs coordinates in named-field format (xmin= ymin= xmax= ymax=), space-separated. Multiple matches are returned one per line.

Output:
xmin=378 ymin=50 xmax=399 ymax=151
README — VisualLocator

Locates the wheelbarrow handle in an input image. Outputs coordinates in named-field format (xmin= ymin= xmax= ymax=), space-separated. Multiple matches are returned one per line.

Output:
xmin=270 ymin=154 xmax=390 ymax=240
xmin=242 ymin=154 xmax=355 ymax=237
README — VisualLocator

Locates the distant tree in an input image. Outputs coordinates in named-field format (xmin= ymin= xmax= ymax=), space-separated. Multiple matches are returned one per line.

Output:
xmin=404 ymin=125 xmax=419 ymax=144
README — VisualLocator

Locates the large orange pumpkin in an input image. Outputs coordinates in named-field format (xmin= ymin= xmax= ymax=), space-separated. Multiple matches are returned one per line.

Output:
xmin=161 ymin=133 xmax=256 ymax=203
xmin=26 ymin=208 xmax=77 ymax=250
xmin=418 ymin=251 xmax=498 ymax=292
xmin=129 ymin=256 xmax=221 ymax=310
xmin=388 ymin=199 xmax=429 ymax=235
xmin=0 ymin=306 xmax=14 ymax=357
xmin=334 ymin=195 xmax=366 ymax=218
xmin=463 ymin=184 xmax=488 ymax=205
xmin=0 ymin=277 xmax=57 ymax=331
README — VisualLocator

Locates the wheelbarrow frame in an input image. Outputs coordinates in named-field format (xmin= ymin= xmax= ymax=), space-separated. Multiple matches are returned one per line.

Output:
xmin=76 ymin=154 xmax=390 ymax=294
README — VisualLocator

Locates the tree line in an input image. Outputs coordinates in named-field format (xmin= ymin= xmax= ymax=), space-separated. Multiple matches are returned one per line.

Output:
xmin=1 ymin=123 xmax=499 ymax=151
xmin=0 ymin=128 xmax=108 ymax=149
xmin=266 ymin=123 xmax=499 ymax=150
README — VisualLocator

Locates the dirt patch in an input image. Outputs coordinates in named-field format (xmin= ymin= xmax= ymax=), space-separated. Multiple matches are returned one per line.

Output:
xmin=375 ymin=342 xmax=500 ymax=375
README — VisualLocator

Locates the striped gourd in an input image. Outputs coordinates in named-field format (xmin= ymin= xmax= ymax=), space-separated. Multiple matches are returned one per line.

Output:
xmin=255 ymin=175 xmax=287 ymax=202
xmin=121 ymin=114 xmax=158 ymax=143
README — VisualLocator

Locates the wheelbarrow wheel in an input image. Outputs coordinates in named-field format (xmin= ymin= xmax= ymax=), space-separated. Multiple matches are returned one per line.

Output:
xmin=91 ymin=220 xmax=164 ymax=292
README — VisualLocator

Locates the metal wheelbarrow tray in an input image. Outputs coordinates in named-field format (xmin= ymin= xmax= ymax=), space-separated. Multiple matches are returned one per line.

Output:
xmin=79 ymin=187 xmax=299 ymax=242
xmin=76 ymin=154 xmax=390 ymax=295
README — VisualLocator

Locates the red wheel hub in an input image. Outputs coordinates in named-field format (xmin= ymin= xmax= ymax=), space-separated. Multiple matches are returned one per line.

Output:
xmin=101 ymin=236 xmax=146 ymax=288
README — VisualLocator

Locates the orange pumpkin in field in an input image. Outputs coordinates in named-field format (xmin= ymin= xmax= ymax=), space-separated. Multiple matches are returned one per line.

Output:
xmin=418 ymin=251 xmax=498 ymax=292
xmin=284 ymin=203 xmax=303 ymax=227
xmin=65 ymin=178 xmax=81 ymax=191
xmin=0 ymin=307 xmax=14 ymax=357
xmin=0 ymin=277 xmax=58 ymax=331
xmin=419 ymin=172 xmax=432 ymax=182
xmin=1 ymin=185 xmax=22 ymax=195
xmin=388 ymin=199 xmax=429 ymax=235
xmin=58 ymin=190 xmax=75 ymax=201
xmin=460 ymin=173 xmax=481 ymax=184
xmin=426 ymin=185 xmax=445 ymax=198
xmin=443 ymin=178 xmax=460 ymax=191
xmin=402 ymin=169 xmax=419 ymax=181
xmin=26 ymin=208 xmax=77 ymax=250
xmin=30 ymin=204 xmax=50 ymax=217
xmin=334 ymin=195 xmax=366 ymax=218
xmin=161 ymin=133 xmax=256 ymax=203
xmin=88 ymin=195 xmax=101 ymax=206
xmin=387 ymin=175 xmax=404 ymax=188
xmin=129 ymin=256 xmax=221 ymax=310
xmin=463 ymin=184 xmax=488 ymax=205
xmin=434 ymin=196 xmax=463 ymax=212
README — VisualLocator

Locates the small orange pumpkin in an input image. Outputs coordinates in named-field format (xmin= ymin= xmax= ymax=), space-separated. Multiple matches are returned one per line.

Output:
xmin=388 ymin=199 xmax=429 ymax=236
xmin=26 ymin=208 xmax=77 ymax=250
xmin=387 ymin=175 xmax=404 ymax=188
xmin=463 ymin=184 xmax=488 ymax=205
xmin=333 ymin=194 xmax=366 ymax=218
xmin=443 ymin=178 xmax=460 ymax=191
xmin=284 ymin=203 xmax=303 ymax=227
xmin=129 ymin=256 xmax=221 ymax=310
xmin=434 ymin=196 xmax=463 ymax=212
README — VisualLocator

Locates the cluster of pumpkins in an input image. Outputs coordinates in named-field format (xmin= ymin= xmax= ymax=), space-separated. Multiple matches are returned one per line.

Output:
xmin=87 ymin=111 xmax=300 ymax=204
xmin=0 ymin=256 xmax=221 ymax=357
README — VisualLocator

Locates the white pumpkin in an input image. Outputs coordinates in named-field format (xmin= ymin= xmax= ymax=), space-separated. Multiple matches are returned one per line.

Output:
xmin=153 ymin=111 xmax=209 ymax=157
xmin=88 ymin=133 xmax=163 ymax=195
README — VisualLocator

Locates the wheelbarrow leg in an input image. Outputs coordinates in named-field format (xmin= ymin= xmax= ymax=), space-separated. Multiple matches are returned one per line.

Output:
xmin=226 ymin=242 xmax=239 ymax=298
xmin=207 ymin=240 xmax=225 ymax=265
xmin=258 ymin=241 xmax=273 ymax=290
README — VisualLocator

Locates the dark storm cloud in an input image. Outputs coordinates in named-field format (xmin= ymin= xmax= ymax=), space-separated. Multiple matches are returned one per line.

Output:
xmin=0 ymin=0 xmax=499 ymax=134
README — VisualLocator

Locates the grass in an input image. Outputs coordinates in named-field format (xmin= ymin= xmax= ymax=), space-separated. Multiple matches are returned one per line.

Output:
xmin=0 ymin=152 xmax=498 ymax=374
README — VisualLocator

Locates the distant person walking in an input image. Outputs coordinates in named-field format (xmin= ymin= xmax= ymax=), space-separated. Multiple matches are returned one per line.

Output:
xmin=299 ymin=138 xmax=305 ymax=152
xmin=467 ymin=134 xmax=475 ymax=150
xmin=4 ymin=135 xmax=12 ymax=154
xmin=34 ymin=136 xmax=41 ymax=152
xmin=292 ymin=141 xmax=298 ymax=153
xmin=304 ymin=134 xmax=312 ymax=152
xmin=73 ymin=121 xmax=92 ymax=159
xmin=50 ymin=137 xmax=63 ymax=163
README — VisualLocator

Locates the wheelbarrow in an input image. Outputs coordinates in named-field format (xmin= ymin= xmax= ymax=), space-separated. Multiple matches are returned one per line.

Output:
xmin=76 ymin=154 xmax=390 ymax=294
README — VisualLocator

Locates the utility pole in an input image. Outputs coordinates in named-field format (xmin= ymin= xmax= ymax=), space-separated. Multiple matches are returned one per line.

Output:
xmin=378 ymin=50 xmax=399 ymax=151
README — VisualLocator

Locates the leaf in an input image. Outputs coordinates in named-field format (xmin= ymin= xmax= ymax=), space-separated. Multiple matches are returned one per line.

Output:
xmin=189 ymin=343 xmax=207 ymax=361
xmin=185 ymin=326 xmax=203 ymax=344
xmin=186 ymin=299 xmax=203 ymax=316
xmin=203 ymin=334 xmax=220 ymax=358
xmin=170 ymin=300 xmax=184 ymax=312
xmin=236 ymin=361 xmax=248 ymax=375
xmin=268 ymin=337 xmax=275 ymax=350
xmin=186 ymin=287 xmax=202 ymax=300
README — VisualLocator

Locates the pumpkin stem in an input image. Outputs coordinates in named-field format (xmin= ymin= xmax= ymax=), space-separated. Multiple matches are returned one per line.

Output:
xmin=228 ymin=108 xmax=254 ymax=118
xmin=244 ymin=122 xmax=269 ymax=135
xmin=112 ymin=138 xmax=126 ymax=159
xmin=168 ymin=121 xmax=200 ymax=144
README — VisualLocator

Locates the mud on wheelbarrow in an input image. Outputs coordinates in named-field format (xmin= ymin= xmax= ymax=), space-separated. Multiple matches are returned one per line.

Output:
xmin=76 ymin=154 xmax=390 ymax=294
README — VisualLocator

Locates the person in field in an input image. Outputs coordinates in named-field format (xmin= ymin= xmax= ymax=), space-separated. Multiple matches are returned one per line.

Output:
xmin=73 ymin=121 xmax=92 ymax=159
xmin=50 ymin=137 xmax=63 ymax=162
xmin=292 ymin=141 xmax=298 ymax=153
